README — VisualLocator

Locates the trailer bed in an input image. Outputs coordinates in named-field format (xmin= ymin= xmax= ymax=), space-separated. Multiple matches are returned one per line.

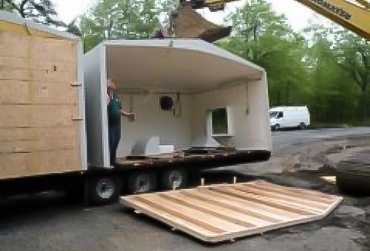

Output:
xmin=120 ymin=181 xmax=343 ymax=243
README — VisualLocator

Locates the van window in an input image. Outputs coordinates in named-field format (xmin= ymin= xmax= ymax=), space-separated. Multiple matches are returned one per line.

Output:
xmin=277 ymin=112 xmax=283 ymax=118
xmin=269 ymin=112 xmax=278 ymax=118
xmin=212 ymin=108 xmax=228 ymax=134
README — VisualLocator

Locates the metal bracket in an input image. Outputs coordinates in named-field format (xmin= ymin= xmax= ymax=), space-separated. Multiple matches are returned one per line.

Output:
xmin=71 ymin=82 xmax=82 ymax=87
xmin=13 ymin=149 xmax=30 ymax=153
xmin=72 ymin=116 xmax=83 ymax=121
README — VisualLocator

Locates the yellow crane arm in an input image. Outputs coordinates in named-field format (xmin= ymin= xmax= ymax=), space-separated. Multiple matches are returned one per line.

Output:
xmin=296 ymin=0 xmax=370 ymax=40
xmin=164 ymin=0 xmax=370 ymax=42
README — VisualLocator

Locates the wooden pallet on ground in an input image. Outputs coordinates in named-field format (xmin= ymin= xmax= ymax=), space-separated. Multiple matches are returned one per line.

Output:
xmin=120 ymin=180 xmax=343 ymax=243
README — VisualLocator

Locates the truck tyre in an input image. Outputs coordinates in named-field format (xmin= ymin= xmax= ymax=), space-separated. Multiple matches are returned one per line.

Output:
xmin=128 ymin=171 xmax=157 ymax=194
xmin=161 ymin=168 xmax=188 ymax=190
xmin=88 ymin=176 xmax=121 ymax=205
xmin=273 ymin=124 xmax=280 ymax=131
xmin=336 ymin=152 xmax=370 ymax=196
xmin=299 ymin=122 xmax=306 ymax=130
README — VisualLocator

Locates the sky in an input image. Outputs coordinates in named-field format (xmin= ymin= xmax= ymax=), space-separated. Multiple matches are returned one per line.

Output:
xmin=54 ymin=0 xmax=322 ymax=32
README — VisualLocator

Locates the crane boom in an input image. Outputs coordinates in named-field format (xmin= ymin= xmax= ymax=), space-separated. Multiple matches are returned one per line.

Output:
xmin=161 ymin=0 xmax=370 ymax=42
xmin=296 ymin=0 xmax=370 ymax=40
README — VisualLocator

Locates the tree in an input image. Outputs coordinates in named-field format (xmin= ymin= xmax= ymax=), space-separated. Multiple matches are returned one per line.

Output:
xmin=2 ymin=0 xmax=65 ymax=27
xmin=80 ymin=0 xmax=162 ymax=52
xmin=332 ymin=32 xmax=370 ymax=121
xmin=218 ymin=0 xmax=309 ymax=107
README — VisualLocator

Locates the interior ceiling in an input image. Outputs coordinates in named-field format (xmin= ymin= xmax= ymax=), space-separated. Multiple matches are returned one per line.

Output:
xmin=107 ymin=45 xmax=263 ymax=94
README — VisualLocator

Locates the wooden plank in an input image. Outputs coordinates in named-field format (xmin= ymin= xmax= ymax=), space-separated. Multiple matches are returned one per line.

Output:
xmin=248 ymin=182 xmax=335 ymax=203
xmin=0 ymin=80 xmax=78 ymax=105
xmin=0 ymin=126 xmax=80 ymax=153
xmin=141 ymin=195 xmax=246 ymax=233
xmin=132 ymin=196 xmax=226 ymax=234
xmin=193 ymin=189 xmax=304 ymax=220
xmin=0 ymin=148 xmax=81 ymax=179
xmin=258 ymin=181 xmax=335 ymax=200
xmin=121 ymin=198 xmax=220 ymax=239
xmin=210 ymin=187 xmax=322 ymax=215
xmin=0 ymin=56 xmax=76 ymax=71
xmin=181 ymin=190 xmax=285 ymax=224
xmin=0 ymin=68 xmax=76 ymax=82
xmin=158 ymin=194 xmax=256 ymax=228
xmin=120 ymin=182 xmax=343 ymax=243
xmin=0 ymin=31 xmax=76 ymax=61
xmin=0 ymin=105 xmax=79 ymax=128
xmin=235 ymin=185 xmax=330 ymax=209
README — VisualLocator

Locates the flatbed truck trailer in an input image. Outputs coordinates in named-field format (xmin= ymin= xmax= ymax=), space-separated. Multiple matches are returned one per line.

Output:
xmin=0 ymin=11 xmax=272 ymax=205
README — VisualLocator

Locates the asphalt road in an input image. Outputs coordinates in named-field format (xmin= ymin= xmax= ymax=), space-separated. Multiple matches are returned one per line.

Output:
xmin=1 ymin=128 xmax=370 ymax=251
xmin=272 ymin=127 xmax=370 ymax=148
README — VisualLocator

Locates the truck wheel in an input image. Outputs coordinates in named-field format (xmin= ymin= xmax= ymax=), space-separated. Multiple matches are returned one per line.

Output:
xmin=161 ymin=168 xmax=188 ymax=190
xmin=88 ymin=176 xmax=121 ymax=205
xmin=273 ymin=124 xmax=280 ymax=131
xmin=299 ymin=123 xmax=306 ymax=130
xmin=128 ymin=171 xmax=157 ymax=194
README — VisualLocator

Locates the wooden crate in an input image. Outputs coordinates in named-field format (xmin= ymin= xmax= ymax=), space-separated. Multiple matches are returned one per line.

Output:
xmin=0 ymin=22 xmax=84 ymax=179
xmin=120 ymin=181 xmax=343 ymax=243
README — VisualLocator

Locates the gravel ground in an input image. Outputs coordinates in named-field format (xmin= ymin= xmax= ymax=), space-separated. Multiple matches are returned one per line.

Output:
xmin=1 ymin=128 xmax=370 ymax=251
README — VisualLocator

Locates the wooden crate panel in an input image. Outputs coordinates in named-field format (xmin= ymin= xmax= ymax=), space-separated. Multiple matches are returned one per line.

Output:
xmin=0 ymin=149 xmax=81 ymax=179
xmin=0 ymin=68 xmax=76 ymax=82
xmin=0 ymin=57 xmax=76 ymax=72
xmin=0 ymin=26 xmax=82 ymax=179
xmin=0 ymin=125 xmax=80 ymax=153
xmin=0 ymin=31 xmax=76 ymax=60
xmin=0 ymin=105 xmax=79 ymax=128
xmin=120 ymin=181 xmax=343 ymax=243
xmin=0 ymin=80 xmax=79 ymax=104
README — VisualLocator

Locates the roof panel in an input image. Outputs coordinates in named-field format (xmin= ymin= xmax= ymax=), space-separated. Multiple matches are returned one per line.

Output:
xmin=0 ymin=11 xmax=79 ymax=40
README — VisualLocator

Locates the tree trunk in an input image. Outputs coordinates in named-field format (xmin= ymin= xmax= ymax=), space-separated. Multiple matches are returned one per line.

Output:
xmin=360 ymin=92 xmax=367 ymax=122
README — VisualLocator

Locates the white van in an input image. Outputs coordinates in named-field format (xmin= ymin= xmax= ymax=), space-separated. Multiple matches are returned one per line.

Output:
xmin=269 ymin=106 xmax=310 ymax=130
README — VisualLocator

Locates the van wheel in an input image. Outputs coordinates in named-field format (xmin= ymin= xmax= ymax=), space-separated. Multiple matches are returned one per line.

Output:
xmin=161 ymin=168 xmax=188 ymax=190
xmin=88 ymin=176 xmax=121 ymax=205
xmin=299 ymin=123 xmax=306 ymax=130
xmin=128 ymin=171 xmax=157 ymax=194
xmin=273 ymin=124 xmax=280 ymax=131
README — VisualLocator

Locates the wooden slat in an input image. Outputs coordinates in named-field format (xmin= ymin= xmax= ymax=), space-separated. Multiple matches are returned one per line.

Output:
xmin=133 ymin=196 xmax=226 ymax=234
xmin=0 ymin=148 xmax=81 ymax=179
xmin=248 ymin=182 xmax=335 ymax=203
xmin=196 ymin=188 xmax=306 ymax=218
xmin=0 ymin=80 xmax=78 ymax=105
xmin=158 ymin=194 xmax=255 ymax=228
xmin=120 ymin=181 xmax=343 ymax=243
xmin=258 ymin=181 xmax=335 ymax=200
xmin=181 ymin=190 xmax=284 ymax=224
xmin=0 ymin=125 xmax=80 ymax=154
xmin=0 ymin=105 xmax=79 ymax=128
xmin=234 ymin=185 xmax=330 ymax=209
xmin=211 ymin=187 xmax=321 ymax=215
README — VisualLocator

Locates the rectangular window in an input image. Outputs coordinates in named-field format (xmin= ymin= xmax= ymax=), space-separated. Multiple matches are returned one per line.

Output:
xmin=211 ymin=108 xmax=228 ymax=135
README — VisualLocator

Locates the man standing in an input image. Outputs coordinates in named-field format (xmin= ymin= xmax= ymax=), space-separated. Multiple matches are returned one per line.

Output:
xmin=107 ymin=79 xmax=135 ymax=166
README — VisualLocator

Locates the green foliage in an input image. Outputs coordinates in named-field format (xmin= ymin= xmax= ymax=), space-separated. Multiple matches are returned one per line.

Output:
xmin=80 ymin=0 xmax=162 ymax=52
xmin=218 ymin=0 xmax=368 ymax=124
xmin=2 ymin=0 xmax=65 ymax=27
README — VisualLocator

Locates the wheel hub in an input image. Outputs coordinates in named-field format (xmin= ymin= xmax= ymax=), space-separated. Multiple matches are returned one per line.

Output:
xmin=96 ymin=178 xmax=115 ymax=199
xmin=136 ymin=175 xmax=151 ymax=192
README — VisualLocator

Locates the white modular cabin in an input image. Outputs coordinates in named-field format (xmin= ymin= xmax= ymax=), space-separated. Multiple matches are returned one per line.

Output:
xmin=84 ymin=39 xmax=272 ymax=168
